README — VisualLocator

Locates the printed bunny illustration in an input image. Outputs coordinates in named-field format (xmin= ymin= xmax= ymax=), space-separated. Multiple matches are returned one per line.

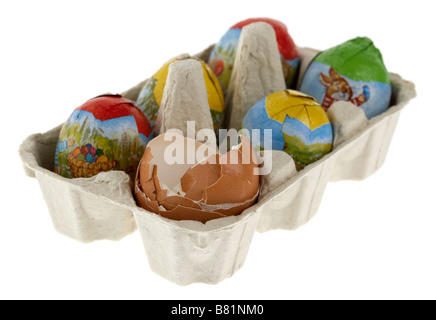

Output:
xmin=319 ymin=67 xmax=370 ymax=110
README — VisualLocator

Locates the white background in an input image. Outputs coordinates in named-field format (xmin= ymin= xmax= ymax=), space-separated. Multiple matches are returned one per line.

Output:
xmin=1 ymin=0 xmax=435 ymax=300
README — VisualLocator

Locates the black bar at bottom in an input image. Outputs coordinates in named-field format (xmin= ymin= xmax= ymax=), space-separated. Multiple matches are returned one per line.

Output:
xmin=144 ymin=300 xmax=293 ymax=318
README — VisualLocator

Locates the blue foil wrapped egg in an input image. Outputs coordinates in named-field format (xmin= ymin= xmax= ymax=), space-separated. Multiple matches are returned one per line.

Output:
xmin=242 ymin=90 xmax=333 ymax=170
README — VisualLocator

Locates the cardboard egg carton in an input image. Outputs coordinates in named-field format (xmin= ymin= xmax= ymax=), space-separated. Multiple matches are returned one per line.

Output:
xmin=19 ymin=23 xmax=416 ymax=285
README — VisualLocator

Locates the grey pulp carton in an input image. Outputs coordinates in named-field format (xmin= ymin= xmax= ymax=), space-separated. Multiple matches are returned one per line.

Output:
xmin=19 ymin=23 xmax=416 ymax=285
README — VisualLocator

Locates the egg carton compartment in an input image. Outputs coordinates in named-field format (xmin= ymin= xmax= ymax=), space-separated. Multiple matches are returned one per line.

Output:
xmin=19 ymin=24 xmax=416 ymax=284
xmin=19 ymin=125 xmax=137 ymax=242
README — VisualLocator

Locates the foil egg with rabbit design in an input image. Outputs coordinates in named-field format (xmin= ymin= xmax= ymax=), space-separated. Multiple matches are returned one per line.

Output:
xmin=299 ymin=37 xmax=392 ymax=119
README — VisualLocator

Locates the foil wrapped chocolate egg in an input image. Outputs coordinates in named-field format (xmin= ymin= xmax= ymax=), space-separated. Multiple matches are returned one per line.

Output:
xmin=299 ymin=36 xmax=392 ymax=119
xmin=135 ymin=56 xmax=225 ymax=132
xmin=242 ymin=90 xmax=333 ymax=170
xmin=54 ymin=94 xmax=152 ymax=180
xmin=134 ymin=133 xmax=259 ymax=223
xmin=208 ymin=17 xmax=300 ymax=91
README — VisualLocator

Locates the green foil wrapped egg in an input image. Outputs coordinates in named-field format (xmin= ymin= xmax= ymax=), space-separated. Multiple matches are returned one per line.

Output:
xmin=299 ymin=37 xmax=392 ymax=119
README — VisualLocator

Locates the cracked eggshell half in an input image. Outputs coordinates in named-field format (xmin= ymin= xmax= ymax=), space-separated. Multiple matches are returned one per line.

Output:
xmin=134 ymin=133 xmax=260 ymax=223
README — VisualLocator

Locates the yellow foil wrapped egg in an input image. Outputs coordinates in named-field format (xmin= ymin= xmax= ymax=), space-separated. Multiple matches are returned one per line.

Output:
xmin=135 ymin=56 xmax=225 ymax=133
xmin=242 ymin=90 xmax=333 ymax=170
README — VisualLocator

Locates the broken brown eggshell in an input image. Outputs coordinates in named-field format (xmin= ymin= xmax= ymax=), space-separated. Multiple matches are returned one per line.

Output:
xmin=134 ymin=133 xmax=260 ymax=223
